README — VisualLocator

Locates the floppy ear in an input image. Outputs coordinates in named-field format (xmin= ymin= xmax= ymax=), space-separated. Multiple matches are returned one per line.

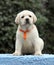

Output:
xmin=15 ymin=13 xmax=20 ymax=24
xmin=33 ymin=13 xmax=37 ymax=23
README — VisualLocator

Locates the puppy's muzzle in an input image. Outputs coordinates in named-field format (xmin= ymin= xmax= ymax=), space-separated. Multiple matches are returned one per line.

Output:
xmin=25 ymin=18 xmax=30 ymax=24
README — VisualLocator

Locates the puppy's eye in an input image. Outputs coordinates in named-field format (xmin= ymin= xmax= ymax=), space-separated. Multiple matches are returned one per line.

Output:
xmin=21 ymin=16 xmax=24 ymax=18
xmin=29 ymin=15 xmax=32 ymax=17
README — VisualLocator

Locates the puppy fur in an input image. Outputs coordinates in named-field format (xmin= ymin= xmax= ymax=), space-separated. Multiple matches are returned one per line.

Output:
xmin=13 ymin=10 xmax=44 ymax=55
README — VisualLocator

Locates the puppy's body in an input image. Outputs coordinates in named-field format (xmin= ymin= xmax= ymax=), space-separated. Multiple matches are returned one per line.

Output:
xmin=13 ymin=10 xmax=44 ymax=55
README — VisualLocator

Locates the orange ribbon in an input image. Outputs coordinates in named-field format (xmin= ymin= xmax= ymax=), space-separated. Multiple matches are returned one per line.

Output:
xmin=20 ymin=29 xmax=29 ymax=40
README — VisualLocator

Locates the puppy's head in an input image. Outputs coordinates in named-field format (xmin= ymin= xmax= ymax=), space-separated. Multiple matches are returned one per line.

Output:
xmin=15 ymin=10 xmax=37 ymax=27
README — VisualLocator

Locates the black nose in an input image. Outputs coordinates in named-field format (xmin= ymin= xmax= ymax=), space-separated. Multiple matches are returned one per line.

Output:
xmin=26 ymin=18 xmax=29 ymax=21
xmin=25 ymin=18 xmax=29 ymax=24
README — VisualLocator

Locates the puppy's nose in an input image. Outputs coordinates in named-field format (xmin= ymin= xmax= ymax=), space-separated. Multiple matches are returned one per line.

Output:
xmin=25 ymin=18 xmax=29 ymax=24
xmin=26 ymin=18 xmax=29 ymax=21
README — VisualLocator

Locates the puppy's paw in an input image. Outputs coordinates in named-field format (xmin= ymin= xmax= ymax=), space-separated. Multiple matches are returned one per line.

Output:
xmin=34 ymin=52 xmax=42 ymax=55
xmin=13 ymin=52 xmax=21 ymax=56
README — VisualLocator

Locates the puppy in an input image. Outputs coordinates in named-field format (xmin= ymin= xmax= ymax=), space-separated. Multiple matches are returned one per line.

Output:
xmin=13 ymin=10 xmax=44 ymax=55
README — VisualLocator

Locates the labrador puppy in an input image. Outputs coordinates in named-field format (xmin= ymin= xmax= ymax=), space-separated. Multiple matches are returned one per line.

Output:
xmin=13 ymin=10 xmax=44 ymax=55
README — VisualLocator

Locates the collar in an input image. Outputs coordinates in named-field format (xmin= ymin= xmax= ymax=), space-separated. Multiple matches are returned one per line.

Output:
xmin=19 ymin=26 xmax=33 ymax=40
xmin=19 ymin=29 xmax=29 ymax=40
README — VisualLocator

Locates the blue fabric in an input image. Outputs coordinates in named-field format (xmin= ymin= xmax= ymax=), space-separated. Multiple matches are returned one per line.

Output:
xmin=0 ymin=54 xmax=54 ymax=65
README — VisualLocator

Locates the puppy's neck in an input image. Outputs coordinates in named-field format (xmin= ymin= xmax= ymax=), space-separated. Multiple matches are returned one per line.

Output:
xmin=19 ymin=24 xmax=33 ymax=31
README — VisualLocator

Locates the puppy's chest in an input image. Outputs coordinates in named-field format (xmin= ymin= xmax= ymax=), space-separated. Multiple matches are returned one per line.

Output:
xmin=19 ymin=32 xmax=33 ymax=46
xmin=19 ymin=31 xmax=33 ymax=40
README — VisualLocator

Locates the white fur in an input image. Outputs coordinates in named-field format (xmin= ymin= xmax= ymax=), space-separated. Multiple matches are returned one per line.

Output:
xmin=13 ymin=10 xmax=44 ymax=55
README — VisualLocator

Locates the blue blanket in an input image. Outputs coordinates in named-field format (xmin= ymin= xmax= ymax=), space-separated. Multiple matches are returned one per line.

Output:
xmin=0 ymin=54 xmax=54 ymax=65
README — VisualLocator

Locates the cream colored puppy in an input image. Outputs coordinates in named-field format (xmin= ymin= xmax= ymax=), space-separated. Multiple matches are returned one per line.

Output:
xmin=13 ymin=10 xmax=44 ymax=55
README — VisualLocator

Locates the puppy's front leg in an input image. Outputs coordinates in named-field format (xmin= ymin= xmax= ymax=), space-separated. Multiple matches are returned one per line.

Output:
xmin=13 ymin=39 xmax=22 ymax=56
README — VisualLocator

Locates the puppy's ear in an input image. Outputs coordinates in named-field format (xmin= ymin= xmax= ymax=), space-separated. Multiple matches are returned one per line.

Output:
xmin=15 ymin=13 xmax=20 ymax=24
xmin=33 ymin=13 xmax=37 ymax=23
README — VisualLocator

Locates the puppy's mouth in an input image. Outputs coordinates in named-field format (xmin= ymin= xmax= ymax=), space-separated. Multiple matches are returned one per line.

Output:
xmin=20 ymin=18 xmax=31 ymax=27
